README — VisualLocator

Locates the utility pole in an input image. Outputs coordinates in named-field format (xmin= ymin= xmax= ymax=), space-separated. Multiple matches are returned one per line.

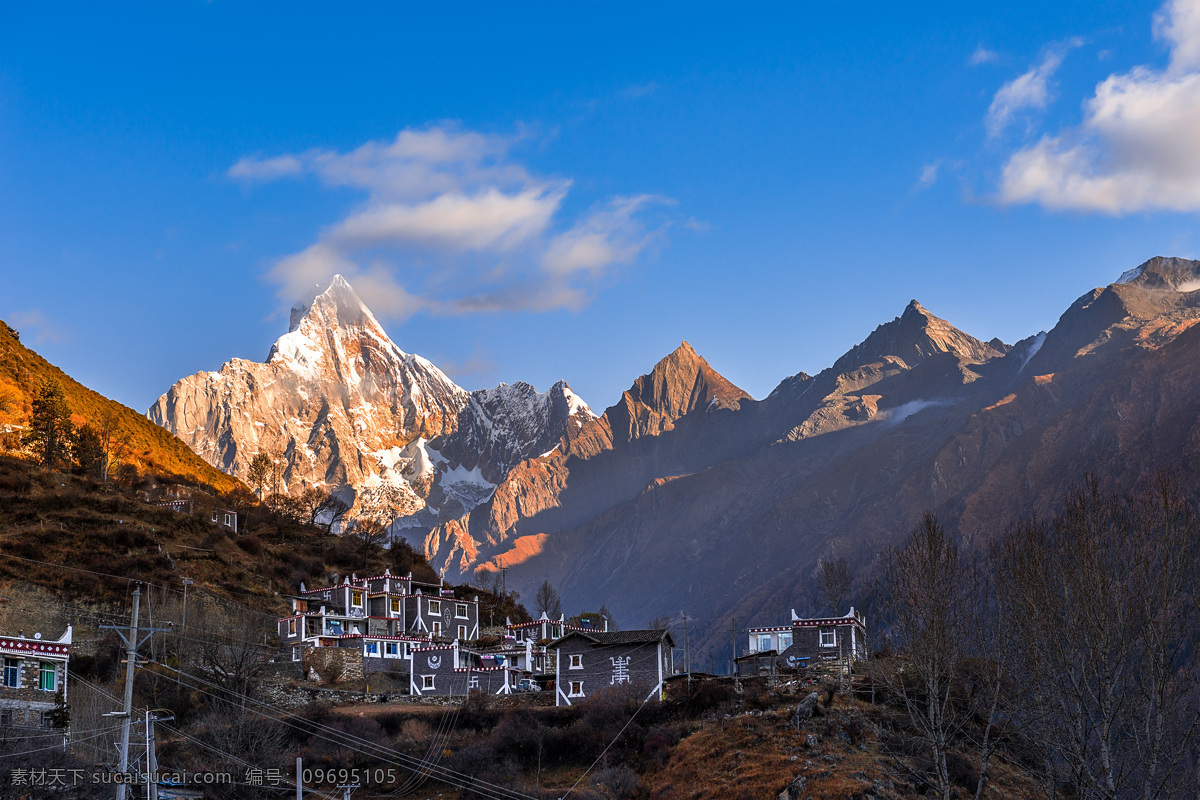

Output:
xmin=115 ymin=586 xmax=139 ymax=800
xmin=145 ymin=708 xmax=174 ymax=800
xmin=101 ymin=585 xmax=169 ymax=800
xmin=296 ymin=757 xmax=303 ymax=800
xmin=181 ymin=578 xmax=193 ymax=633
xmin=500 ymin=568 xmax=507 ymax=600
xmin=682 ymin=612 xmax=690 ymax=692
xmin=337 ymin=784 xmax=359 ymax=800
xmin=730 ymin=617 xmax=737 ymax=677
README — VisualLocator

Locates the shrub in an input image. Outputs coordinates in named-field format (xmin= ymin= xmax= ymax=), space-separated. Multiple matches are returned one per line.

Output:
xmin=235 ymin=535 xmax=263 ymax=555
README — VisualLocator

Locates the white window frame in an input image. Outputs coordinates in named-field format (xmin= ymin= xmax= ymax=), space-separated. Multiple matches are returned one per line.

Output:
xmin=568 ymin=680 xmax=584 ymax=697
xmin=2 ymin=658 xmax=21 ymax=688
xmin=757 ymin=634 xmax=772 ymax=652
xmin=431 ymin=621 xmax=442 ymax=637
xmin=223 ymin=513 xmax=233 ymax=526
xmin=569 ymin=654 xmax=583 ymax=670
xmin=422 ymin=675 xmax=435 ymax=690
xmin=39 ymin=662 xmax=56 ymax=692
xmin=779 ymin=632 xmax=793 ymax=650
xmin=292 ymin=646 xmax=301 ymax=662
xmin=385 ymin=642 xmax=398 ymax=657
xmin=364 ymin=642 xmax=379 ymax=657
xmin=351 ymin=591 xmax=364 ymax=608
xmin=391 ymin=598 xmax=401 ymax=615
xmin=428 ymin=599 xmax=441 ymax=615
xmin=288 ymin=619 xmax=297 ymax=637
xmin=820 ymin=627 xmax=837 ymax=648
xmin=457 ymin=625 xmax=467 ymax=641
xmin=456 ymin=603 xmax=468 ymax=619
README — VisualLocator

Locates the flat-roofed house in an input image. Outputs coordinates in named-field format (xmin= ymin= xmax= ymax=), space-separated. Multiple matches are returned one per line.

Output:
xmin=0 ymin=627 xmax=71 ymax=731
xmin=547 ymin=629 xmax=674 ymax=707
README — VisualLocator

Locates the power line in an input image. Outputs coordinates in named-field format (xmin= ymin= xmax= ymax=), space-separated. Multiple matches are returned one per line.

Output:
xmin=151 ymin=664 xmax=536 ymax=800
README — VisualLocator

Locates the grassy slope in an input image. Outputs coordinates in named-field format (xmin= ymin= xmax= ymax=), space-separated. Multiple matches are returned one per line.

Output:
xmin=0 ymin=319 xmax=242 ymax=494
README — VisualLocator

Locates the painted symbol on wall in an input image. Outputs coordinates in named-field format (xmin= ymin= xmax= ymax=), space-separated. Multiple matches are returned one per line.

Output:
xmin=610 ymin=656 xmax=631 ymax=685
xmin=428 ymin=655 xmax=442 ymax=669
xmin=468 ymin=675 xmax=479 ymax=690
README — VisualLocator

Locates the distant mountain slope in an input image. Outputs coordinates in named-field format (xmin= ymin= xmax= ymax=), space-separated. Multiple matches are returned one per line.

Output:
xmin=502 ymin=257 xmax=1200 ymax=656
xmin=0 ymin=319 xmax=243 ymax=493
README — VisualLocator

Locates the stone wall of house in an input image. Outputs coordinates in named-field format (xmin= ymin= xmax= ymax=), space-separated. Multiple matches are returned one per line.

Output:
xmin=0 ymin=659 xmax=63 ymax=705
xmin=304 ymin=647 xmax=363 ymax=684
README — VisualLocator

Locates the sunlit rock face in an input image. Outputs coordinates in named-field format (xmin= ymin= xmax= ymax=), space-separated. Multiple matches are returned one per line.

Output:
xmin=149 ymin=275 xmax=592 ymax=530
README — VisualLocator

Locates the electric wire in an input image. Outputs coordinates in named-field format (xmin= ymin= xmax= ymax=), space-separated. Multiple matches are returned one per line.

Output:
xmin=150 ymin=664 xmax=537 ymax=800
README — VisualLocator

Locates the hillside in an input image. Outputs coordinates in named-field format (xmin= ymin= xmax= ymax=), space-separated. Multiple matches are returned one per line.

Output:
xmin=0 ymin=319 xmax=244 ymax=494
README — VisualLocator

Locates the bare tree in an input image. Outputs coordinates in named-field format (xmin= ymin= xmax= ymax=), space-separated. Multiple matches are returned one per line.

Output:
xmin=995 ymin=475 xmax=1200 ymax=800
xmin=246 ymin=453 xmax=271 ymax=499
xmin=316 ymin=494 xmax=351 ymax=532
xmin=878 ymin=512 xmax=974 ymax=800
xmin=819 ymin=556 xmax=853 ymax=615
xmin=348 ymin=516 xmax=389 ymax=567
xmin=534 ymin=580 xmax=562 ymax=618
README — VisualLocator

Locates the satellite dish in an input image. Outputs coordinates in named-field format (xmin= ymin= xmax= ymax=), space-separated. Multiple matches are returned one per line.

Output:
xmin=34 ymin=633 xmax=42 ymax=640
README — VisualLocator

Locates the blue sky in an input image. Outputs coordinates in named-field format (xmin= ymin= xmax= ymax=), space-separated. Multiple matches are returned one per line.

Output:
xmin=3 ymin=0 xmax=1198 ymax=413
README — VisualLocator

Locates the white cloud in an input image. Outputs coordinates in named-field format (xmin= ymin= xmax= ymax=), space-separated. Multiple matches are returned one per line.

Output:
xmin=228 ymin=154 xmax=304 ymax=181
xmin=918 ymin=162 xmax=941 ymax=188
xmin=7 ymin=309 xmax=67 ymax=344
xmin=237 ymin=126 xmax=673 ymax=316
xmin=986 ymin=40 xmax=1081 ymax=138
xmin=998 ymin=0 xmax=1200 ymax=213
xmin=970 ymin=45 xmax=1000 ymax=66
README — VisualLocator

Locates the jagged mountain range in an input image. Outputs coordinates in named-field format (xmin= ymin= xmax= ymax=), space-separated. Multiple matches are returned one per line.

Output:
xmin=150 ymin=258 xmax=1200 ymax=657
xmin=149 ymin=275 xmax=594 ymax=527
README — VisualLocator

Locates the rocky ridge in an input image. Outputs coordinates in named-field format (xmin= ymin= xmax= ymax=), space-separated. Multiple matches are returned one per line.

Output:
xmin=149 ymin=275 xmax=592 ymax=523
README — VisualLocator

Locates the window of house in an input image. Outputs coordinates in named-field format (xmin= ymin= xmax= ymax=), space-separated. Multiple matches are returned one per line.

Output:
xmin=3 ymin=658 xmax=20 ymax=688
xmin=0 ymin=709 xmax=11 ymax=727
xmin=779 ymin=632 xmax=793 ymax=650
xmin=404 ymin=643 xmax=412 ymax=657
xmin=456 ymin=603 xmax=468 ymax=618
xmin=568 ymin=681 xmax=583 ymax=697
xmin=820 ymin=627 xmax=836 ymax=647
xmin=292 ymin=646 xmax=301 ymax=662
xmin=757 ymin=634 xmax=772 ymax=652
xmin=41 ymin=711 xmax=55 ymax=729
xmin=422 ymin=675 xmax=435 ymax=690
xmin=428 ymin=600 xmax=441 ymax=615
xmin=210 ymin=511 xmax=218 ymax=523
xmin=351 ymin=591 xmax=364 ymax=608
xmin=39 ymin=662 xmax=56 ymax=692
xmin=223 ymin=513 xmax=233 ymax=526
xmin=385 ymin=642 xmax=398 ymax=657
xmin=364 ymin=642 xmax=379 ymax=656
xmin=431 ymin=621 xmax=442 ymax=637
xmin=569 ymin=654 xmax=583 ymax=669
xmin=391 ymin=598 xmax=401 ymax=615
xmin=457 ymin=625 xmax=467 ymax=641
xmin=288 ymin=619 xmax=297 ymax=637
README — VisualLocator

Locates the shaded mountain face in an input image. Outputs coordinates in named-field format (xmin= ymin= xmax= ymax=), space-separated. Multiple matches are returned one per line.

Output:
xmin=424 ymin=299 xmax=1011 ymax=578
xmin=149 ymin=276 xmax=592 ymax=522
xmin=488 ymin=257 xmax=1200 ymax=657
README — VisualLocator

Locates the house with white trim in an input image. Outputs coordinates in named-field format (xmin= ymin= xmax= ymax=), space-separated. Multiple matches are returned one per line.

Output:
xmin=547 ymin=629 xmax=674 ymax=707
xmin=0 ymin=627 xmax=71 ymax=731
xmin=740 ymin=608 xmax=867 ymax=676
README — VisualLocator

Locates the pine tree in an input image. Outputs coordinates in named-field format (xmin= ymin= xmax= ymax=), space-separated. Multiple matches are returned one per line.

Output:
xmin=21 ymin=380 xmax=73 ymax=468
xmin=74 ymin=423 xmax=104 ymax=476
